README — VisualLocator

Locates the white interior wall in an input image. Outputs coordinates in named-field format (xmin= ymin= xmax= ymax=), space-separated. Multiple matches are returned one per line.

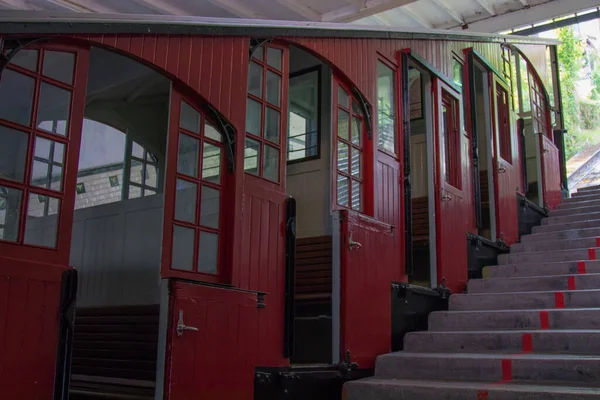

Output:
xmin=523 ymin=117 xmax=539 ymax=184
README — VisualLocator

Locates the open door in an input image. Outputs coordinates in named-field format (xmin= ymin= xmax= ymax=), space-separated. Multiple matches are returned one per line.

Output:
xmin=491 ymin=75 xmax=519 ymax=244
xmin=433 ymin=78 xmax=468 ymax=293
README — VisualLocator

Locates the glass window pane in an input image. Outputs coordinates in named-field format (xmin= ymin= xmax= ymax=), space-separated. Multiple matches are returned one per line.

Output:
xmin=352 ymin=101 xmax=363 ymax=116
xmin=263 ymin=144 xmax=279 ymax=182
xmin=202 ymin=143 xmax=221 ymax=184
xmin=352 ymin=181 xmax=362 ymax=212
xmin=175 ymin=179 xmax=197 ymax=223
xmin=145 ymin=164 xmax=158 ymax=188
xmin=244 ymin=138 xmax=260 ymax=175
xmin=9 ymin=49 xmax=38 ymax=71
xmin=177 ymin=133 xmax=199 ymax=177
xmin=0 ymin=69 xmax=35 ymax=126
xmin=248 ymin=62 xmax=263 ymax=98
xmin=352 ymin=117 xmax=362 ymax=145
xmin=337 ymin=175 xmax=349 ymax=207
xmin=129 ymin=185 xmax=142 ymax=199
xmin=132 ymin=141 xmax=145 ymax=159
xmin=351 ymin=149 xmax=361 ymax=178
xmin=200 ymin=186 xmax=220 ymax=228
xmin=338 ymin=109 xmax=349 ymax=140
xmin=267 ymin=48 xmax=282 ymax=70
xmin=252 ymin=46 xmax=264 ymax=61
xmin=266 ymin=71 xmax=281 ymax=106
xmin=43 ymin=51 xmax=75 ymax=85
xmin=452 ymin=59 xmax=463 ymax=89
xmin=24 ymin=193 xmax=60 ymax=248
xmin=265 ymin=107 xmax=280 ymax=144
xmin=377 ymin=61 xmax=395 ymax=153
xmin=337 ymin=141 xmax=349 ymax=173
xmin=0 ymin=126 xmax=29 ymax=182
xmin=198 ymin=231 xmax=218 ymax=274
xmin=338 ymin=86 xmax=349 ymax=107
xmin=130 ymin=159 xmax=143 ymax=185
xmin=0 ymin=186 xmax=22 ymax=242
xmin=180 ymin=101 xmax=200 ymax=133
xmin=172 ymin=225 xmax=195 ymax=271
xmin=37 ymin=83 xmax=71 ymax=136
xmin=246 ymin=98 xmax=261 ymax=136
xmin=204 ymin=122 xmax=222 ymax=142
xmin=31 ymin=137 xmax=65 ymax=191
xmin=288 ymin=70 xmax=319 ymax=162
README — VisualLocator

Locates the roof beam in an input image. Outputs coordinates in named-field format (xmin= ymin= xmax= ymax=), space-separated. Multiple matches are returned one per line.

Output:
xmin=321 ymin=0 xmax=419 ymax=23
xmin=400 ymin=6 xmax=434 ymax=28
xmin=204 ymin=0 xmax=264 ymax=19
xmin=475 ymin=0 xmax=496 ymax=16
xmin=430 ymin=0 xmax=464 ymax=24
xmin=273 ymin=0 xmax=321 ymax=20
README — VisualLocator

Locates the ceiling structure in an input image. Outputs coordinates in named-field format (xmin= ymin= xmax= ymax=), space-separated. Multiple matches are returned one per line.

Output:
xmin=0 ymin=0 xmax=599 ymax=34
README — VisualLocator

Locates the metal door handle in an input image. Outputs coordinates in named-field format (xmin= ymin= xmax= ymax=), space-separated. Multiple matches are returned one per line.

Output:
xmin=348 ymin=233 xmax=362 ymax=250
xmin=498 ymin=167 xmax=506 ymax=173
xmin=441 ymin=195 xmax=451 ymax=202
xmin=543 ymin=149 xmax=549 ymax=153
xmin=177 ymin=310 xmax=198 ymax=337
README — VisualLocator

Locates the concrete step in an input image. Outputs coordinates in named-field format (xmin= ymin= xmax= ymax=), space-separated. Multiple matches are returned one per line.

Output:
xmin=532 ymin=220 xmax=600 ymax=233
xmin=403 ymin=330 xmax=600 ymax=354
xmin=467 ymin=274 xmax=600 ymax=294
xmin=498 ymin=248 xmax=597 ymax=265
xmin=521 ymin=227 xmax=600 ymax=244
xmin=483 ymin=261 xmax=600 ymax=279
xmin=511 ymin=237 xmax=600 ymax=253
xmin=571 ymin=189 xmax=600 ymax=198
xmin=551 ymin=204 xmax=600 ymax=217
xmin=542 ymin=211 xmax=600 ymax=226
xmin=374 ymin=352 xmax=600 ymax=384
xmin=558 ymin=198 xmax=600 ymax=210
xmin=450 ymin=289 xmax=600 ymax=311
xmin=578 ymin=185 xmax=600 ymax=192
xmin=345 ymin=378 xmax=600 ymax=400
xmin=428 ymin=308 xmax=600 ymax=331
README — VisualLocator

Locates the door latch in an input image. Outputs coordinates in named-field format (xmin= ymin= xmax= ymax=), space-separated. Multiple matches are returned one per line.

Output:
xmin=348 ymin=233 xmax=362 ymax=251
xmin=177 ymin=310 xmax=198 ymax=337
xmin=498 ymin=167 xmax=507 ymax=173
xmin=441 ymin=194 xmax=452 ymax=202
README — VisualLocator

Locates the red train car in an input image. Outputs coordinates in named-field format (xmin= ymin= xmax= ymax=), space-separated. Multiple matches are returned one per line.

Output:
xmin=0 ymin=12 xmax=563 ymax=400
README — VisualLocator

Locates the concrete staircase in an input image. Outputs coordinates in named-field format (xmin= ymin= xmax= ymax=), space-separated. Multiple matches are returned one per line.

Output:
xmin=345 ymin=185 xmax=600 ymax=399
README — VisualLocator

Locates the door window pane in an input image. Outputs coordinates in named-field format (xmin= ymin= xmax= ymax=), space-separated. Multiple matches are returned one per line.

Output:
xmin=200 ymin=186 xmax=220 ymax=228
xmin=9 ymin=49 xmax=38 ymax=71
xmin=267 ymin=48 xmax=282 ymax=70
xmin=129 ymin=185 xmax=142 ymax=199
xmin=244 ymin=138 xmax=260 ymax=175
xmin=351 ymin=149 xmax=361 ymax=178
xmin=337 ymin=175 xmax=349 ymax=207
xmin=288 ymin=70 xmax=319 ymax=162
xmin=338 ymin=87 xmax=349 ymax=107
xmin=202 ymin=143 xmax=221 ymax=184
xmin=37 ymin=83 xmax=71 ymax=136
xmin=263 ymin=145 xmax=279 ymax=182
xmin=352 ymin=181 xmax=362 ymax=211
xmin=246 ymin=98 xmax=262 ymax=136
xmin=0 ymin=126 xmax=29 ymax=182
xmin=0 ymin=69 xmax=35 ymax=126
xmin=144 ymin=164 xmax=158 ymax=188
xmin=177 ymin=133 xmax=199 ymax=177
xmin=377 ymin=61 xmax=395 ymax=153
xmin=172 ymin=225 xmax=195 ymax=271
xmin=132 ymin=141 xmax=145 ymax=159
xmin=31 ymin=136 xmax=65 ymax=191
xmin=175 ymin=179 xmax=197 ymax=223
xmin=266 ymin=71 xmax=281 ymax=106
xmin=337 ymin=141 xmax=349 ymax=173
xmin=198 ymin=232 xmax=218 ymax=274
xmin=248 ymin=62 xmax=263 ymax=98
xmin=265 ymin=107 xmax=280 ymax=144
xmin=204 ymin=122 xmax=222 ymax=142
xmin=180 ymin=101 xmax=200 ymax=133
xmin=43 ymin=51 xmax=75 ymax=85
xmin=0 ymin=186 xmax=22 ymax=242
xmin=252 ymin=46 xmax=264 ymax=61
xmin=338 ymin=109 xmax=349 ymax=140
xmin=352 ymin=116 xmax=362 ymax=145
xmin=24 ymin=193 xmax=60 ymax=248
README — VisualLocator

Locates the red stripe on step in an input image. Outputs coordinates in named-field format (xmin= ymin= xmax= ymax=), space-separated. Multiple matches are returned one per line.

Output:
xmin=502 ymin=359 xmax=513 ymax=381
xmin=578 ymin=261 xmax=587 ymax=274
xmin=568 ymin=276 xmax=576 ymax=291
xmin=596 ymin=237 xmax=600 ymax=248
xmin=540 ymin=310 xmax=550 ymax=329
xmin=554 ymin=292 xmax=565 ymax=308
xmin=589 ymin=248 xmax=597 ymax=260
xmin=522 ymin=333 xmax=533 ymax=352
xmin=477 ymin=390 xmax=489 ymax=400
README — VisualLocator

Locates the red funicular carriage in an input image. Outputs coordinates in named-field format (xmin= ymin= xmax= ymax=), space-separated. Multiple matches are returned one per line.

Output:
xmin=0 ymin=12 xmax=563 ymax=400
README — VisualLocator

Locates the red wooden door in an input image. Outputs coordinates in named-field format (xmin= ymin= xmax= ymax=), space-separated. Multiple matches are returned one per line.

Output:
xmin=491 ymin=75 xmax=519 ymax=245
xmin=164 ymin=281 xmax=259 ymax=400
xmin=540 ymin=134 xmax=562 ymax=210
xmin=339 ymin=210 xmax=399 ymax=369
xmin=433 ymin=78 xmax=468 ymax=293
xmin=0 ymin=43 xmax=89 ymax=398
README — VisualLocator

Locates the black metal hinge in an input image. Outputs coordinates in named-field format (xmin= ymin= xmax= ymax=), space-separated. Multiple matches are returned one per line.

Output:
xmin=249 ymin=38 xmax=272 ymax=61
xmin=206 ymin=103 xmax=236 ymax=173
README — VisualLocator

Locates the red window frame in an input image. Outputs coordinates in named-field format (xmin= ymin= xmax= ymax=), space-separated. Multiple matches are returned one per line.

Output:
xmin=0 ymin=43 xmax=89 ymax=266
xmin=440 ymin=89 xmax=461 ymax=189
xmin=333 ymin=78 xmax=367 ymax=212
xmin=528 ymin=66 xmax=552 ymax=138
xmin=244 ymin=43 xmax=288 ymax=185
xmin=162 ymin=89 xmax=228 ymax=284
xmin=496 ymin=82 xmax=512 ymax=163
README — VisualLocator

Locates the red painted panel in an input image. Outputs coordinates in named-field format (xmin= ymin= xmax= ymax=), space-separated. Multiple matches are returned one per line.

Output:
xmin=165 ymin=281 xmax=259 ymax=400
xmin=540 ymin=135 xmax=562 ymax=210
xmin=340 ymin=211 xmax=400 ymax=369
xmin=0 ymin=257 xmax=64 ymax=399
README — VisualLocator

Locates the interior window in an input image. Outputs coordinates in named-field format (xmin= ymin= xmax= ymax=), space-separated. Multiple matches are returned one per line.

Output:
xmin=377 ymin=61 xmax=396 ymax=154
xmin=496 ymin=83 xmax=512 ymax=162
xmin=440 ymin=90 xmax=461 ymax=189
xmin=409 ymin=67 xmax=423 ymax=120
xmin=288 ymin=69 xmax=319 ymax=162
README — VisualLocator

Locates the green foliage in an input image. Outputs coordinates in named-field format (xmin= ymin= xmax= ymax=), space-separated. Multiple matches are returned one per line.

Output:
xmin=579 ymin=99 xmax=600 ymax=130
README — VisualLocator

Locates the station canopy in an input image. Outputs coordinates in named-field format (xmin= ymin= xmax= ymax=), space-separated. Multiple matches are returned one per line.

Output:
xmin=0 ymin=0 xmax=599 ymax=33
